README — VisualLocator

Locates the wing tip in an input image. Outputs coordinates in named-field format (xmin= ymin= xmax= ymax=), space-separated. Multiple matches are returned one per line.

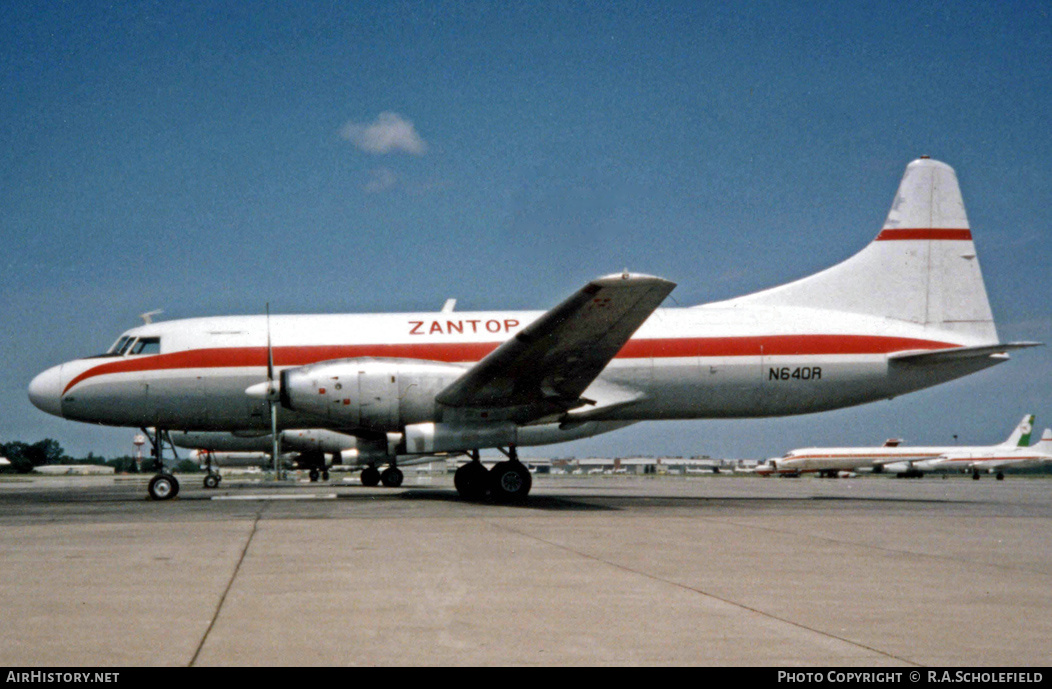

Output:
xmin=592 ymin=272 xmax=677 ymax=290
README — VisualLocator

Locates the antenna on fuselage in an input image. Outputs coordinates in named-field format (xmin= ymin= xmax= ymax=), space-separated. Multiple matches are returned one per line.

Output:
xmin=139 ymin=310 xmax=163 ymax=325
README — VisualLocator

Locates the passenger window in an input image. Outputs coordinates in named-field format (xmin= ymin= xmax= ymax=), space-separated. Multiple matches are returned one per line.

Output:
xmin=131 ymin=337 xmax=161 ymax=355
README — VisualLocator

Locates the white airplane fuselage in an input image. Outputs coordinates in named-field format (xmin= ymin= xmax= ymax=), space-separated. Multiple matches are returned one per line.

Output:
xmin=887 ymin=439 xmax=1052 ymax=475
xmin=765 ymin=443 xmax=1005 ymax=476
xmin=29 ymin=305 xmax=997 ymax=439
xmin=760 ymin=414 xmax=1037 ymax=476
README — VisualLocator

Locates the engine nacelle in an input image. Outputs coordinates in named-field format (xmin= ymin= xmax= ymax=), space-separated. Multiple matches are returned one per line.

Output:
xmin=280 ymin=358 xmax=467 ymax=432
xmin=280 ymin=428 xmax=364 ymax=454
xmin=404 ymin=422 xmax=517 ymax=454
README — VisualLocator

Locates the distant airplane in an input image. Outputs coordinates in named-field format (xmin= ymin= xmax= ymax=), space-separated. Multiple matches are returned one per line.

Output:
xmin=28 ymin=157 xmax=1039 ymax=501
xmin=884 ymin=427 xmax=1052 ymax=480
xmin=173 ymin=428 xmax=440 ymax=488
xmin=756 ymin=414 xmax=1035 ymax=478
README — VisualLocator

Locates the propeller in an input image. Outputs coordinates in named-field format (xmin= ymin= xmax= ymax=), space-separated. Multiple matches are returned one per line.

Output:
xmin=267 ymin=304 xmax=283 ymax=478
xmin=258 ymin=304 xmax=282 ymax=479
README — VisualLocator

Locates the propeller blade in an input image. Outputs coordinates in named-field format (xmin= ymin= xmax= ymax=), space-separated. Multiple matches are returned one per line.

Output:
xmin=265 ymin=303 xmax=282 ymax=478
xmin=265 ymin=302 xmax=275 ymax=383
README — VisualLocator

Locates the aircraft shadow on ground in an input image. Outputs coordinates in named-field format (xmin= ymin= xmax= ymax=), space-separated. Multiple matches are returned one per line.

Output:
xmin=0 ymin=485 xmax=983 ymax=514
xmin=392 ymin=489 xmax=619 ymax=511
xmin=384 ymin=489 xmax=976 ymax=512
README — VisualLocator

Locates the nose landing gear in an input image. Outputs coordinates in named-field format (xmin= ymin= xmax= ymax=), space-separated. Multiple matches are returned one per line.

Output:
xmin=144 ymin=428 xmax=180 ymax=501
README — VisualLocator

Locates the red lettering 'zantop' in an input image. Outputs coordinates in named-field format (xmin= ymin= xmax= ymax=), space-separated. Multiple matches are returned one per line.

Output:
xmin=409 ymin=319 xmax=521 ymax=335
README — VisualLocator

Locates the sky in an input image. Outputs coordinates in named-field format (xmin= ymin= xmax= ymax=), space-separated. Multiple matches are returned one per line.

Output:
xmin=2 ymin=1 xmax=1050 ymax=460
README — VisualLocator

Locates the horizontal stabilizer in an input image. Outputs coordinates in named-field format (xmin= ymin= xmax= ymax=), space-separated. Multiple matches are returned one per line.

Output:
xmin=889 ymin=342 xmax=1042 ymax=365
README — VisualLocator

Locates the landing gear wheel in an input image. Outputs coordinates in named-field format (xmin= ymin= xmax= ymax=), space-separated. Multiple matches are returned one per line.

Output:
xmin=360 ymin=466 xmax=381 ymax=487
xmin=972 ymin=471 xmax=981 ymax=481
xmin=203 ymin=474 xmax=221 ymax=489
xmin=454 ymin=461 xmax=490 ymax=501
xmin=380 ymin=467 xmax=404 ymax=488
xmin=489 ymin=461 xmax=532 ymax=503
xmin=309 ymin=468 xmax=320 ymax=482
xmin=322 ymin=470 xmax=330 ymax=481
xmin=149 ymin=474 xmax=179 ymax=501
xmin=996 ymin=471 xmax=1005 ymax=481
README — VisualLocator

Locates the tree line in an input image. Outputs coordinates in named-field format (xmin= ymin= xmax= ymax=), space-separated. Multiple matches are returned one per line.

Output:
xmin=0 ymin=438 xmax=197 ymax=474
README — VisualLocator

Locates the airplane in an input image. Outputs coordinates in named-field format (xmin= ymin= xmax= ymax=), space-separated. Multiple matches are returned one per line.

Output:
xmin=755 ymin=414 xmax=1035 ymax=478
xmin=27 ymin=157 xmax=1039 ymax=502
xmin=172 ymin=428 xmax=444 ymax=488
xmin=883 ymin=427 xmax=1052 ymax=480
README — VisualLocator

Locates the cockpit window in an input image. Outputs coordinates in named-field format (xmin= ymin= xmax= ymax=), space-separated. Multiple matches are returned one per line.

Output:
xmin=108 ymin=336 xmax=132 ymax=355
xmin=130 ymin=337 xmax=160 ymax=355
xmin=99 ymin=335 xmax=161 ymax=357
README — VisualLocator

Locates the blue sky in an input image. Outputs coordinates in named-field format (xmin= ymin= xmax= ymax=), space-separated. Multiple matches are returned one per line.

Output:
xmin=2 ymin=1 xmax=1050 ymax=459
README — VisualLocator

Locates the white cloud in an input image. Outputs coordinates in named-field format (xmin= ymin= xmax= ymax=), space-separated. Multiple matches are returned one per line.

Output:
xmin=339 ymin=112 xmax=428 ymax=155
xmin=364 ymin=167 xmax=398 ymax=194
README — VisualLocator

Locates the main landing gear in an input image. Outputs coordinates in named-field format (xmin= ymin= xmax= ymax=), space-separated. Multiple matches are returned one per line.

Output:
xmin=454 ymin=447 xmax=532 ymax=503
xmin=300 ymin=451 xmax=334 ymax=482
xmin=200 ymin=451 xmax=222 ymax=489
xmin=359 ymin=464 xmax=404 ymax=488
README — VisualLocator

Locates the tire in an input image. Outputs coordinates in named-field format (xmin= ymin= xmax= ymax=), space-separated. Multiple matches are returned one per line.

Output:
xmin=380 ymin=467 xmax=404 ymax=488
xmin=360 ymin=466 xmax=381 ymax=487
xmin=454 ymin=462 xmax=489 ymax=501
xmin=149 ymin=474 xmax=179 ymax=501
xmin=203 ymin=474 xmax=220 ymax=489
xmin=489 ymin=461 xmax=532 ymax=503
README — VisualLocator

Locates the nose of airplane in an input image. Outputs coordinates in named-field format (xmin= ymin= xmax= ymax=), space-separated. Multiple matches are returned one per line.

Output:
xmin=28 ymin=365 xmax=64 ymax=417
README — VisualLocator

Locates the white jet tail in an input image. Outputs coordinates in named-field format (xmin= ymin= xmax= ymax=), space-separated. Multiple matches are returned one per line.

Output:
xmin=1000 ymin=415 xmax=1035 ymax=448
xmin=721 ymin=157 xmax=998 ymax=345
xmin=1037 ymin=429 xmax=1052 ymax=452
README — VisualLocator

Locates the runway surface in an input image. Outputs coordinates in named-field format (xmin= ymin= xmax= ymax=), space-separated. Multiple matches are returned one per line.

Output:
xmin=1 ymin=472 xmax=1050 ymax=666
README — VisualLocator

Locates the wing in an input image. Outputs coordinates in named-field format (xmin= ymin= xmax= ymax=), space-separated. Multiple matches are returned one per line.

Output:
xmin=871 ymin=453 xmax=942 ymax=467
xmin=436 ymin=272 xmax=675 ymax=422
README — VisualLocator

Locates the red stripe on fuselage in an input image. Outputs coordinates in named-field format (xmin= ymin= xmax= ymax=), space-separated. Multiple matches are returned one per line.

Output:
xmin=874 ymin=228 xmax=972 ymax=241
xmin=61 ymin=334 xmax=959 ymax=395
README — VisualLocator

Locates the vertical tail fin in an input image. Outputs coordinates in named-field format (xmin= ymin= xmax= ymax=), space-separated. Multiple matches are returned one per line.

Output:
xmin=1037 ymin=429 xmax=1052 ymax=451
xmin=719 ymin=158 xmax=998 ymax=345
xmin=1001 ymin=414 xmax=1035 ymax=447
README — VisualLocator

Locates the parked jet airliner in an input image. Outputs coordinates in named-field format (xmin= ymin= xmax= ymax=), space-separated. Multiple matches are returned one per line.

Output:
xmin=883 ymin=427 xmax=1052 ymax=480
xmin=756 ymin=414 xmax=1035 ymax=478
xmin=28 ymin=158 xmax=1038 ymax=501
